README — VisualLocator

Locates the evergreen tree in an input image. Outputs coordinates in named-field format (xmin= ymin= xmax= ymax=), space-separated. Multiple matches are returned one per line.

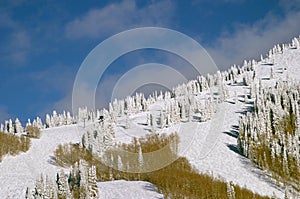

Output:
xmin=14 ymin=118 xmax=23 ymax=133
xmin=88 ymin=166 xmax=98 ymax=198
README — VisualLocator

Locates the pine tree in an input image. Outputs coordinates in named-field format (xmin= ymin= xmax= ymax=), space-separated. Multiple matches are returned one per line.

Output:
xmin=56 ymin=170 xmax=71 ymax=199
xmin=44 ymin=175 xmax=57 ymax=199
xmin=8 ymin=119 xmax=13 ymax=133
xmin=45 ymin=114 xmax=51 ymax=128
xmin=88 ymin=166 xmax=98 ymax=198
xmin=33 ymin=175 xmax=44 ymax=199
xmin=14 ymin=118 xmax=24 ymax=133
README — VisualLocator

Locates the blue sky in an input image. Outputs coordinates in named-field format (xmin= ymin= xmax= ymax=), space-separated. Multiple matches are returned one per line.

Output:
xmin=1 ymin=0 xmax=300 ymax=124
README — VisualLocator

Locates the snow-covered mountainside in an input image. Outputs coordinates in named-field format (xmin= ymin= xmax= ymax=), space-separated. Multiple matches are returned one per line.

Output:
xmin=0 ymin=37 xmax=300 ymax=198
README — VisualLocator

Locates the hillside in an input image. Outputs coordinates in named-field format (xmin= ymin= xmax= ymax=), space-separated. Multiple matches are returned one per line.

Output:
xmin=0 ymin=37 xmax=300 ymax=198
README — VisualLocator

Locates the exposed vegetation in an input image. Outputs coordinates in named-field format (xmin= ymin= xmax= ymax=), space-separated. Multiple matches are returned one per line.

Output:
xmin=0 ymin=131 xmax=30 ymax=161
xmin=55 ymin=133 xmax=270 ymax=199
xmin=26 ymin=125 xmax=41 ymax=138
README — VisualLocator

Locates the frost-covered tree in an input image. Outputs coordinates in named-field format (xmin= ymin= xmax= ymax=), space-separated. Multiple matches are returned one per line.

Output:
xmin=52 ymin=111 xmax=59 ymax=127
xmin=45 ymin=114 xmax=51 ymax=128
xmin=238 ymin=79 xmax=300 ymax=187
xmin=14 ymin=118 xmax=23 ymax=133
xmin=82 ymin=119 xmax=115 ymax=157
xmin=44 ymin=176 xmax=57 ymax=199
xmin=33 ymin=117 xmax=43 ymax=129
xmin=33 ymin=175 xmax=44 ymax=199
xmin=28 ymin=161 xmax=97 ymax=199
xmin=88 ymin=165 xmax=98 ymax=198
xmin=56 ymin=170 xmax=72 ymax=199
xmin=8 ymin=119 xmax=13 ymax=133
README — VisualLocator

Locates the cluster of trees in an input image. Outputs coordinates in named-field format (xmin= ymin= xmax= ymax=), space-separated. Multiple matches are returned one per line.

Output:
xmin=80 ymin=108 xmax=115 ymax=158
xmin=0 ymin=110 xmax=75 ymax=136
xmin=26 ymin=160 xmax=98 ymax=199
xmin=238 ymin=80 xmax=300 ymax=192
xmin=0 ymin=131 xmax=30 ymax=161
xmin=53 ymin=133 xmax=270 ymax=199
xmin=26 ymin=117 xmax=44 ymax=130
xmin=0 ymin=118 xmax=24 ymax=134
xmin=45 ymin=111 xmax=75 ymax=128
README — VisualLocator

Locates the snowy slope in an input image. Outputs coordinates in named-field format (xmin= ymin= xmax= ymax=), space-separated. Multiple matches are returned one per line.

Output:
xmin=181 ymin=46 xmax=300 ymax=198
xmin=113 ymin=93 xmax=285 ymax=197
xmin=0 ymin=42 xmax=300 ymax=198
xmin=98 ymin=180 xmax=163 ymax=199
xmin=0 ymin=123 xmax=163 ymax=199
xmin=111 ymin=46 xmax=300 ymax=198
xmin=0 ymin=125 xmax=84 ymax=198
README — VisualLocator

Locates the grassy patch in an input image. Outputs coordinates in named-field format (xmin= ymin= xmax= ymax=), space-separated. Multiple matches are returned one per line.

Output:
xmin=54 ymin=133 xmax=270 ymax=199
xmin=0 ymin=131 xmax=31 ymax=161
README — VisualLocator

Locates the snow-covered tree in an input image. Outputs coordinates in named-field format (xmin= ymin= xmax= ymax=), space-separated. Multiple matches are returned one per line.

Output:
xmin=88 ymin=165 xmax=98 ymax=198
xmin=45 ymin=114 xmax=51 ymax=128
xmin=14 ymin=118 xmax=23 ymax=133
xmin=56 ymin=170 xmax=72 ymax=199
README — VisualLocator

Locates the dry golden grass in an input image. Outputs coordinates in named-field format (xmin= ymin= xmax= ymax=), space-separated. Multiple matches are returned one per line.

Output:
xmin=0 ymin=131 xmax=31 ymax=161
xmin=54 ymin=133 xmax=270 ymax=199
xmin=25 ymin=125 xmax=41 ymax=138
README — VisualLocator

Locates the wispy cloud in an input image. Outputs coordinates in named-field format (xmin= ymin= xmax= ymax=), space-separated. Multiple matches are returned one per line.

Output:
xmin=8 ymin=30 xmax=31 ymax=64
xmin=0 ymin=7 xmax=31 ymax=66
xmin=31 ymin=64 xmax=76 ymax=116
xmin=30 ymin=64 xmax=75 ymax=95
xmin=65 ymin=0 xmax=174 ymax=40
xmin=279 ymin=0 xmax=300 ymax=12
xmin=207 ymin=9 xmax=300 ymax=69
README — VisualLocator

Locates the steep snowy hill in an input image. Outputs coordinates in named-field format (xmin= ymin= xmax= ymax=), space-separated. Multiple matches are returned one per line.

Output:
xmin=0 ymin=125 xmax=83 ymax=198
xmin=0 ymin=37 xmax=300 ymax=198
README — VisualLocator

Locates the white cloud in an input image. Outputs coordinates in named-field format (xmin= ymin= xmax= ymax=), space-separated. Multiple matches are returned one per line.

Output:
xmin=279 ymin=0 xmax=300 ymax=12
xmin=207 ymin=10 xmax=300 ymax=70
xmin=8 ymin=30 xmax=31 ymax=64
xmin=65 ymin=0 xmax=174 ymax=39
